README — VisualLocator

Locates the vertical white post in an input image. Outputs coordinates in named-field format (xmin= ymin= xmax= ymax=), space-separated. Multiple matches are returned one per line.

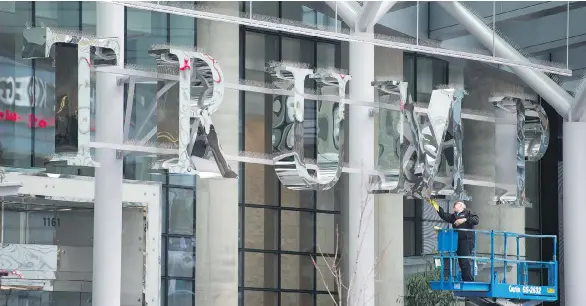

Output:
xmin=563 ymin=121 xmax=586 ymax=306
xmin=93 ymin=3 xmax=124 ymax=306
xmin=348 ymin=29 xmax=375 ymax=306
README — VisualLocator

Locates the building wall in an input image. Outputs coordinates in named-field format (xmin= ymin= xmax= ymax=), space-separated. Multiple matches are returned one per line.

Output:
xmin=0 ymin=1 xmax=554 ymax=306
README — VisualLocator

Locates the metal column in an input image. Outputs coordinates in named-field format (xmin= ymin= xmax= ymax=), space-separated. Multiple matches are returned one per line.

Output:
xmin=92 ymin=3 xmax=125 ymax=306
xmin=562 ymin=122 xmax=586 ymax=306
xmin=348 ymin=29 xmax=376 ymax=306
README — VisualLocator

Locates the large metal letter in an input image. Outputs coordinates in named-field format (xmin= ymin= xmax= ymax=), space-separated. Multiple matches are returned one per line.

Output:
xmin=271 ymin=63 xmax=350 ymax=191
xmin=489 ymin=95 xmax=549 ymax=206
xmin=371 ymin=82 xmax=469 ymax=200
xmin=149 ymin=45 xmax=236 ymax=178
xmin=22 ymin=27 xmax=119 ymax=166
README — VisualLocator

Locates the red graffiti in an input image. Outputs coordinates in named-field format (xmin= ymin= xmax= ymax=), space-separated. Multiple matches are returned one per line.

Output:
xmin=180 ymin=59 xmax=191 ymax=71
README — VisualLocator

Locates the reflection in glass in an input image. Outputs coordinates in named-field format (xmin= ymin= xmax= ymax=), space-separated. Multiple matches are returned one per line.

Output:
xmin=281 ymin=210 xmax=314 ymax=252
xmin=244 ymin=252 xmax=278 ymax=288
xmin=167 ymin=279 xmax=194 ymax=306
xmin=167 ymin=237 xmax=196 ymax=278
xmin=168 ymin=188 xmax=195 ymax=235
xmin=244 ymin=207 xmax=278 ymax=250
xmin=280 ymin=255 xmax=314 ymax=290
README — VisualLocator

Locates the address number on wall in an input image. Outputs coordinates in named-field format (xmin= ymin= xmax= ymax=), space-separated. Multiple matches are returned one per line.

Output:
xmin=42 ymin=217 xmax=61 ymax=227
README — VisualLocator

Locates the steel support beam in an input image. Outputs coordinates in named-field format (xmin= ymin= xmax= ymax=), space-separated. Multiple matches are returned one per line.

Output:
xmin=571 ymin=79 xmax=586 ymax=121
xmin=371 ymin=1 xmax=397 ymax=28
xmin=439 ymin=1 xmax=575 ymax=119
xmin=325 ymin=1 xmax=359 ymax=29
xmin=356 ymin=1 xmax=382 ymax=31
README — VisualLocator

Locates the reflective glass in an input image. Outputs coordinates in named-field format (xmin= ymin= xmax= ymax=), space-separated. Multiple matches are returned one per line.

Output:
xmin=167 ymin=279 xmax=194 ymax=306
xmin=168 ymin=188 xmax=195 ymax=235
xmin=281 ymin=210 xmax=314 ymax=252
xmin=124 ymin=8 xmax=168 ymax=181
xmin=280 ymin=254 xmax=314 ymax=290
xmin=244 ymin=207 xmax=278 ymax=250
xmin=167 ymin=236 xmax=196 ymax=278
xmin=244 ymin=252 xmax=278 ymax=288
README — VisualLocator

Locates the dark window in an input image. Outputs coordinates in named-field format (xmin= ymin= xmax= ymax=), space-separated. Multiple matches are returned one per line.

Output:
xmin=239 ymin=4 xmax=343 ymax=305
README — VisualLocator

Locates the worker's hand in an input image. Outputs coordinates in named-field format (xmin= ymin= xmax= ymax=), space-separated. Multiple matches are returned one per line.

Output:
xmin=428 ymin=198 xmax=440 ymax=212
xmin=454 ymin=218 xmax=467 ymax=226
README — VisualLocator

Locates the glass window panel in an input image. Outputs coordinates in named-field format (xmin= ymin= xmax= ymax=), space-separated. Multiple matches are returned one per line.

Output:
xmin=403 ymin=220 xmax=416 ymax=256
xmin=244 ymin=31 xmax=279 ymax=206
xmin=281 ymin=292 xmax=314 ymax=306
xmin=245 ymin=1 xmax=279 ymax=17
xmin=244 ymin=207 xmax=278 ymax=250
xmin=315 ymin=256 xmax=336 ymax=292
xmin=316 ymin=42 xmax=336 ymax=69
xmin=167 ymin=236 xmax=196 ymax=278
xmin=403 ymin=54 xmax=415 ymax=99
xmin=281 ymin=186 xmax=315 ymax=209
xmin=0 ymin=3 xmax=33 ymax=168
xmin=316 ymin=213 xmax=337 ymax=254
xmin=125 ymin=8 xmax=167 ymax=181
xmin=281 ymin=210 xmax=314 ymax=252
xmin=317 ymin=294 xmax=337 ymax=306
xmin=170 ymin=13 xmax=195 ymax=46
xmin=525 ymin=161 xmax=540 ymax=230
xmin=36 ymin=2 xmax=79 ymax=29
xmin=526 ymin=230 xmax=541 ymax=262
xmin=169 ymin=174 xmax=196 ymax=187
xmin=244 ymin=290 xmax=278 ymax=306
xmin=403 ymin=198 xmax=416 ymax=218
xmin=281 ymin=3 xmax=316 ymax=26
xmin=168 ymin=188 xmax=195 ymax=235
xmin=280 ymin=254 xmax=314 ymax=290
xmin=415 ymin=56 xmax=448 ymax=102
xmin=244 ymin=252 xmax=278 ymax=288
xmin=81 ymin=1 xmax=96 ymax=34
xmin=167 ymin=279 xmax=194 ymax=306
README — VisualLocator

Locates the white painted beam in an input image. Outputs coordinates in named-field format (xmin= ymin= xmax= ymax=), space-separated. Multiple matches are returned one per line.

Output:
xmin=371 ymin=1 xmax=397 ymax=28
xmin=356 ymin=1 xmax=381 ymax=31
xmin=325 ymin=1 xmax=359 ymax=29
xmin=439 ymin=1 xmax=575 ymax=119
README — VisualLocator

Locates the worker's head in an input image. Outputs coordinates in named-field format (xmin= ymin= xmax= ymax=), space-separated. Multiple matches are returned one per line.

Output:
xmin=453 ymin=201 xmax=466 ymax=213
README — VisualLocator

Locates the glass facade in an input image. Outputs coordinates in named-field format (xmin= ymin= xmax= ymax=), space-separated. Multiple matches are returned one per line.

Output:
xmin=0 ymin=1 xmax=580 ymax=306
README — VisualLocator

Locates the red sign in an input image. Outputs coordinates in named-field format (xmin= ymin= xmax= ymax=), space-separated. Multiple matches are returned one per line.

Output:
xmin=0 ymin=110 xmax=96 ymax=131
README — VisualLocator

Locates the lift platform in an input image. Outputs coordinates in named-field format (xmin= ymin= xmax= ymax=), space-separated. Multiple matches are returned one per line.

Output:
xmin=429 ymin=229 xmax=558 ymax=306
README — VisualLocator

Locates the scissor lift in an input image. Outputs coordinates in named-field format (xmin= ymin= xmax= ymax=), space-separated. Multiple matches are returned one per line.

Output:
xmin=430 ymin=229 xmax=558 ymax=306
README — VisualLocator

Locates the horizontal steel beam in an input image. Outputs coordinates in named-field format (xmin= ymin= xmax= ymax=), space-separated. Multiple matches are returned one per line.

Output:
xmin=109 ymin=1 xmax=572 ymax=76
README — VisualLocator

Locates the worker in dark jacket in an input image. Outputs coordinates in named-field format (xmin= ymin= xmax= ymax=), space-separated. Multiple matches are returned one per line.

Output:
xmin=430 ymin=199 xmax=479 ymax=282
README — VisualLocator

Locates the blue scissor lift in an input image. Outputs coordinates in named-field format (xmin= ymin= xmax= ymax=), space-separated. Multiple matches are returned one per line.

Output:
xmin=430 ymin=229 xmax=558 ymax=306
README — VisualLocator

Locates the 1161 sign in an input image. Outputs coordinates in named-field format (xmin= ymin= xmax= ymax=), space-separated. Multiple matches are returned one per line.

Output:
xmin=42 ymin=217 xmax=61 ymax=227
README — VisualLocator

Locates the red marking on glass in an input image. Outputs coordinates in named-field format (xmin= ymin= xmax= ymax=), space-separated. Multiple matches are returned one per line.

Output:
xmin=180 ymin=59 xmax=191 ymax=71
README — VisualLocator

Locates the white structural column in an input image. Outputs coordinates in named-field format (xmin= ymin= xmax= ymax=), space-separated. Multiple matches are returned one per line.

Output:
xmin=348 ymin=29 xmax=376 ymax=306
xmin=373 ymin=46 xmax=404 ymax=306
xmin=562 ymin=122 xmax=586 ymax=306
xmin=93 ymin=3 xmax=124 ymax=306
xmin=195 ymin=2 xmax=239 ymax=306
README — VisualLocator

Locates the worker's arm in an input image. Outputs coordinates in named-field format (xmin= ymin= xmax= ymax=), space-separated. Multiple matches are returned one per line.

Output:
xmin=466 ymin=210 xmax=479 ymax=226
xmin=437 ymin=206 xmax=456 ymax=223
xmin=428 ymin=198 xmax=456 ymax=223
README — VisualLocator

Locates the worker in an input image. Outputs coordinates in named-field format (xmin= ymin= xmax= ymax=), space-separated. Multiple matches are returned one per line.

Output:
xmin=429 ymin=199 xmax=479 ymax=282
